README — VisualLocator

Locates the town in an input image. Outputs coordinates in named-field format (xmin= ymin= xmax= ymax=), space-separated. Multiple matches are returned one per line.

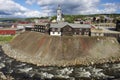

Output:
xmin=0 ymin=5 xmax=120 ymax=42
xmin=0 ymin=1 xmax=120 ymax=80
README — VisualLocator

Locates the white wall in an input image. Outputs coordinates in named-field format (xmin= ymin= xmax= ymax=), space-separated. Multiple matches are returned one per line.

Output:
xmin=91 ymin=33 xmax=104 ymax=36
xmin=17 ymin=26 xmax=25 ymax=29
xmin=50 ymin=32 xmax=61 ymax=36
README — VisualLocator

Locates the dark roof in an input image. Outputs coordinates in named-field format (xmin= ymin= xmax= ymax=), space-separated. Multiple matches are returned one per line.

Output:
xmin=50 ymin=22 xmax=91 ymax=28
xmin=50 ymin=22 xmax=68 ymax=28
xmin=34 ymin=23 xmax=48 ymax=26
xmin=0 ymin=23 xmax=13 ymax=27
xmin=17 ymin=23 xmax=34 ymax=27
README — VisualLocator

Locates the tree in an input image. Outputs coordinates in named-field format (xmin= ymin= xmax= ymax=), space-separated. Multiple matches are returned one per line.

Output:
xmin=93 ymin=17 xmax=96 ymax=23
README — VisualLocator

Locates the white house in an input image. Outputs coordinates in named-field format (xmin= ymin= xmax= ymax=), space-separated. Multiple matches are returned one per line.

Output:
xmin=50 ymin=28 xmax=62 ymax=36
xmin=17 ymin=23 xmax=34 ymax=30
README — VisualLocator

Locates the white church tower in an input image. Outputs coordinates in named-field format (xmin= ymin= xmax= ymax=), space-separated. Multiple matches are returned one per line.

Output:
xmin=57 ymin=5 xmax=62 ymax=22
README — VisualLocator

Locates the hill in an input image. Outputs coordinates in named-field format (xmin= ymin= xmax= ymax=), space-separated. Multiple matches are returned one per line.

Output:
xmin=2 ymin=31 xmax=120 ymax=66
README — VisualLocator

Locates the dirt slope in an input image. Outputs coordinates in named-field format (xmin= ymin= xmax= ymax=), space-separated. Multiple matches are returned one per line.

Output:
xmin=3 ymin=31 xmax=120 ymax=66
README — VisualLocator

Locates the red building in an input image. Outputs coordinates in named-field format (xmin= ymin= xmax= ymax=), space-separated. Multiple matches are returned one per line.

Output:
xmin=0 ymin=29 xmax=16 ymax=35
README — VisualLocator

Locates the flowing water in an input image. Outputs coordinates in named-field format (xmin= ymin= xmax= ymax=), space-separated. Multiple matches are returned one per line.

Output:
xmin=0 ymin=46 xmax=120 ymax=80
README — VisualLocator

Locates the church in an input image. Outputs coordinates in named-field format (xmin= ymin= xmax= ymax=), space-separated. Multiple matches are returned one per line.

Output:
xmin=25 ymin=5 xmax=91 ymax=36
xmin=49 ymin=5 xmax=91 ymax=36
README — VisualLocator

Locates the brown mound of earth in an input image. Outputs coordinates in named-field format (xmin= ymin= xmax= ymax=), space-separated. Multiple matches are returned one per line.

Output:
xmin=2 ymin=31 xmax=120 ymax=66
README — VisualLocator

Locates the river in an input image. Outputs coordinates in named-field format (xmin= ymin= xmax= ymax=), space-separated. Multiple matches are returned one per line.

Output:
xmin=0 ymin=46 xmax=120 ymax=80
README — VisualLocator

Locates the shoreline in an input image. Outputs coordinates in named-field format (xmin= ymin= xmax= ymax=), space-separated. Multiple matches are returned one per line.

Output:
xmin=2 ymin=44 xmax=120 ymax=67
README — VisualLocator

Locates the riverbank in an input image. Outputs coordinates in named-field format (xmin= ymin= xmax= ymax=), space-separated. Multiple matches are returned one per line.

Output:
xmin=2 ymin=31 xmax=120 ymax=66
xmin=1 ymin=46 xmax=120 ymax=80
xmin=3 ymin=43 xmax=120 ymax=67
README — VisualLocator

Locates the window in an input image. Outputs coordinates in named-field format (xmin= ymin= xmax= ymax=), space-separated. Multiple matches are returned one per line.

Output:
xmin=69 ymin=28 xmax=72 ymax=31
xmin=55 ymin=28 xmax=58 ymax=31
xmin=79 ymin=32 xmax=81 ymax=35
xmin=80 ymin=28 xmax=82 ymax=31
xmin=52 ymin=28 xmax=55 ymax=31
xmin=53 ymin=32 xmax=54 ymax=34
xmin=86 ymin=29 xmax=89 ymax=32
xmin=74 ymin=32 xmax=76 ymax=35
xmin=58 ymin=28 xmax=61 ymax=31
xmin=58 ymin=31 xmax=61 ymax=34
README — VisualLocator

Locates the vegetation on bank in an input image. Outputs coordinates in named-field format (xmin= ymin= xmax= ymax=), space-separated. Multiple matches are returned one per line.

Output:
xmin=0 ymin=36 xmax=14 ymax=44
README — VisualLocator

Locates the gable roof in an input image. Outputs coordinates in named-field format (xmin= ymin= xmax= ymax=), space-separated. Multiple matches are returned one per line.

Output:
xmin=50 ymin=22 xmax=91 ymax=28
xmin=50 ymin=22 xmax=68 ymax=28
xmin=69 ymin=24 xmax=91 ymax=28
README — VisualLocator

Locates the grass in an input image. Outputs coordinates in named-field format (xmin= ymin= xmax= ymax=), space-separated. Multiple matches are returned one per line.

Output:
xmin=0 ymin=35 xmax=14 ymax=44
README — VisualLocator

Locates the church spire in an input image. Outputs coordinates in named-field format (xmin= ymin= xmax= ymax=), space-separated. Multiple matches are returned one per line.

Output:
xmin=58 ymin=5 xmax=61 ymax=10
xmin=57 ymin=5 xmax=62 ymax=22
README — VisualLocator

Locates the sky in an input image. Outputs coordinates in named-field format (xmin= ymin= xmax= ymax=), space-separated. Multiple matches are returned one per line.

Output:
xmin=0 ymin=0 xmax=120 ymax=18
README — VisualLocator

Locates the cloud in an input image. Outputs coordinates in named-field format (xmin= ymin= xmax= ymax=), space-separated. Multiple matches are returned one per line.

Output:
xmin=0 ymin=0 xmax=27 ymax=14
xmin=36 ymin=0 xmax=100 ymax=14
xmin=0 ymin=0 xmax=120 ymax=18
xmin=26 ymin=0 xmax=120 ymax=15
xmin=26 ymin=0 xmax=36 ymax=5
xmin=101 ymin=3 xmax=120 ymax=13
xmin=0 ymin=0 xmax=47 ymax=18
xmin=26 ymin=0 xmax=100 ymax=15
xmin=14 ymin=11 xmax=48 ymax=17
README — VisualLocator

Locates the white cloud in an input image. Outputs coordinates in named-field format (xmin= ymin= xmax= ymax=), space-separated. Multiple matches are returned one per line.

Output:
xmin=26 ymin=0 xmax=120 ymax=15
xmin=0 ymin=0 xmax=47 ymax=18
xmin=0 ymin=0 xmax=120 ymax=18
xmin=20 ymin=11 xmax=48 ymax=17
xmin=102 ymin=3 xmax=119 ymax=13
xmin=26 ymin=0 xmax=100 ymax=15
xmin=26 ymin=0 xmax=36 ymax=5
xmin=0 ymin=0 xmax=27 ymax=15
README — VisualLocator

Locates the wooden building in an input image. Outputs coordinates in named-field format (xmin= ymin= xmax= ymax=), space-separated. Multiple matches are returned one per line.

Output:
xmin=91 ymin=27 xmax=120 ymax=40
xmin=34 ymin=19 xmax=50 ymax=24
xmin=50 ymin=22 xmax=91 ymax=36
xmin=0 ymin=23 xmax=14 ymax=28
xmin=62 ymin=25 xmax=74 ymax=36
xmin=104 ymin=33 xmax=120 ymax=39
xmin=0 ymin=29 xmax=16 ymax=35
xmin=0 ymin=23 xmax=16 ymax=35
xmin=32 ymin=23 xmax=50 ymax=33
xmin=116 ymin=20 xmax=120 ymax=31
xmin=18 ymin=23 xmax=34 ymax=30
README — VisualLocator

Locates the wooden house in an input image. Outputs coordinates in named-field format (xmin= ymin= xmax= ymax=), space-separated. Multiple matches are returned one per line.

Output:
xmin=50 ymin=22 xmax=91 ymax=36
xmin=116 ymin=20 xmax=120 ymax=31
xmin=32 ymin=23 xmax=50 ymax=33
